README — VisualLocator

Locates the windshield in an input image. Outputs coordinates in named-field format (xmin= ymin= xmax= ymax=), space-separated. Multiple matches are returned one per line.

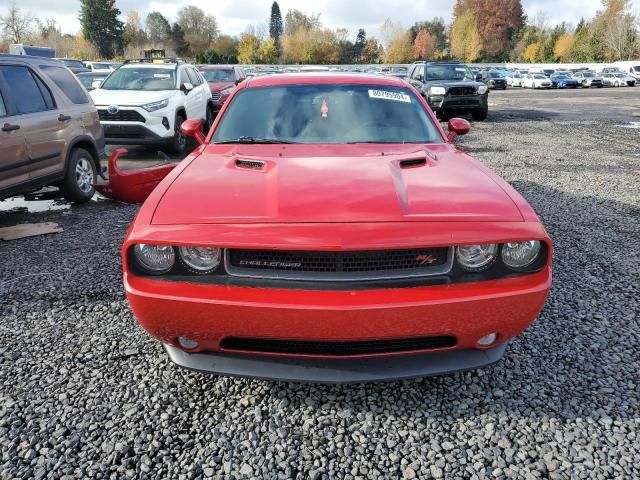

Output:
xmin=212 ymin=84 xmax=441 ymax=145
xmin=582 ymin=72 xmax=595 ymax=77
xmin=200 ymin=69 xmax=234 ymax=82
xmin=426 ymin=65 xmax=474 ymax=81
xmin=91 ymin=63 xmax=110 ymax=70
xmin=62 ymin=59 xmax=84 ymax=68
xmin=100 ymin=67 xmax=176 ymax=91
xmin=633 ymin=66 xmax=640 ymax=72
xmin=534 ymin=74 xmax=546 ymax=79
xmin=488 ymin=72 xmax=502 ymax=78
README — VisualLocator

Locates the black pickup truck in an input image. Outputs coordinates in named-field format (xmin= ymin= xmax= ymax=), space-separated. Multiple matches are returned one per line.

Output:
xmin=407 ymin=61 xmax=489 ymax=121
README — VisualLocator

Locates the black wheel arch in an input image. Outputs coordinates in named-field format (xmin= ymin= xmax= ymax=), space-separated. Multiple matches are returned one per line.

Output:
xmin=66 ymin=136 xmax=100 ymax=173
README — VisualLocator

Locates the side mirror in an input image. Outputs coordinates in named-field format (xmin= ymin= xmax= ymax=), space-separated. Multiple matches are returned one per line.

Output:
xmin=475 ymin=73 xmax=483 ymax=81
xmin=447 ymin=118 xmax=471 ymax=143
xmin=181 ymin=82 xmax=194 ymax=94
xmin=415 ymin=74 xmax=423 ymax=82
xmin=235 ymin=78 xmax=243 ymax=86
xmin=180 ymin=118 xmax=205 ymax=145
xmin=91 ymin=79 xmax=103 ymax=89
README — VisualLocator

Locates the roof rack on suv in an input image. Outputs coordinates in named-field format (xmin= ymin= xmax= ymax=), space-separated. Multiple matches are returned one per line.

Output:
xmin=123 ymin=58 xmax=184 ymax=66
xmin=412 ymin=60 xmax=463 ymax=65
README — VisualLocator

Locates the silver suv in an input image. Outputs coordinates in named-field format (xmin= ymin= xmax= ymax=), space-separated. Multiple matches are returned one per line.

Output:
xmin=0 ymin=55 xmax=105 ymax=202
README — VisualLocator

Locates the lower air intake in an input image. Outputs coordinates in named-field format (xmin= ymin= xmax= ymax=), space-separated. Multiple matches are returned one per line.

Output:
xmin=220 ymin=336 xmax=457 ymax=356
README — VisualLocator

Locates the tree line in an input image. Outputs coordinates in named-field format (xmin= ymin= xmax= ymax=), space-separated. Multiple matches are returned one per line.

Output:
xmin=0 ymin=0 xmax=638 ymax=63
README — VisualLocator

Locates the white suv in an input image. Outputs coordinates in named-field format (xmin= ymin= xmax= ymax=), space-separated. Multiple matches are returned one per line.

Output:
xmin=90 ymin=60 xmax=214 ymax=153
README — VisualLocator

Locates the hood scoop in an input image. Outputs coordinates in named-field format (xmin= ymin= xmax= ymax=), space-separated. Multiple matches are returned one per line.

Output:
xmin=399 ymin=157 xmax=428 ymax=169
xmin=235 ymin=159 xmax=266 ymax=170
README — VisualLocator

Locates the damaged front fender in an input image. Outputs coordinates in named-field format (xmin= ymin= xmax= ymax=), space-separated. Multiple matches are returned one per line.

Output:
xmin=96 ymin=149 xmax=177 ymax=203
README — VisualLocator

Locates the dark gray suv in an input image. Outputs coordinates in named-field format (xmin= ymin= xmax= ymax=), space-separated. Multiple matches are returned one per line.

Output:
xmin=0 ymin=55 xmax=105 ymax=202
xmin=407 ymin=61 xmax=489 ymax=121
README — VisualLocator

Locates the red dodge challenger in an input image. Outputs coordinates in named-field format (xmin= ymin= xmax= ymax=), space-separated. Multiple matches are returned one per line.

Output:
xmin=122 ymin=73 xmax=552 ymax=383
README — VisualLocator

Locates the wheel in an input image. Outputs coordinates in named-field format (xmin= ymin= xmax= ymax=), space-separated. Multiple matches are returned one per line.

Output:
xmin=205 ymin=104 xmax=215 ymax=133
xmin=471 ymin=106 xmax=488 ymax=121
xmin=60 ymin=148 xmax=96 ymax=203
xmin=167 ymin=113 xmax=187 ymax=154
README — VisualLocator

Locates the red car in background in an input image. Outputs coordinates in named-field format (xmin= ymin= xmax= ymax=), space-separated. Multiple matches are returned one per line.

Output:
xmin=197 ymin=65 xmax=247 ymax=113
xmin=122 ymin=73 xmax=552 ymax=383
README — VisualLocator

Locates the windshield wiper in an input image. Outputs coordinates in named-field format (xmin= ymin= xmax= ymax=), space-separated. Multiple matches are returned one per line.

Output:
xmin=215 ymin=136 xmax=298 ymax=144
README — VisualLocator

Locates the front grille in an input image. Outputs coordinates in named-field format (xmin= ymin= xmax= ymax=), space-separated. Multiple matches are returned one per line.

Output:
xmin=99 ymin=109 xmax=146 ymax=122
xmin=220 ymin=336 xmax=457 ymax=356
xmin=211 ymin=92 xmax=221 ymax=101
xmin=226 ymin=247 xmax=453 ymax=281
xmin=448 ymin=86 xmax=476 ymax=96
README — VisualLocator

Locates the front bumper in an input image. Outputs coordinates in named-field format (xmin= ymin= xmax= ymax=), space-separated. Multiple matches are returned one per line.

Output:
xmin=101 ymin=124 xmax=175 ymax=145
xmin=164 ymin=342 xmax=508 ymax=383
xmin=427 ymin=94 xmax=488 ymax=113
xmin=125 ymin=267 xmax=551 ymax=381
xmin=97 ymin=106 xmax=174 ymax=145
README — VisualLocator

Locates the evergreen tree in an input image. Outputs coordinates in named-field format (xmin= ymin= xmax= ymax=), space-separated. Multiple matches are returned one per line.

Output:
xmin=145 ymin=12 xmax=172 ymax=44
xmin=269 ymin=2 xmax=283 ymax=44
xmin=171 ymin=23 xmax=189 ymax=57
xmin=79 ymin=0 xmax=124 ymax=58
xmin=354 ymin=29 xmax=366 ymax=62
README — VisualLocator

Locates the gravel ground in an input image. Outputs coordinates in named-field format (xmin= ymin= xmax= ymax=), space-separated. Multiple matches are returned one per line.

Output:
xmin=1 ymin=91 xmax=639 ymax=479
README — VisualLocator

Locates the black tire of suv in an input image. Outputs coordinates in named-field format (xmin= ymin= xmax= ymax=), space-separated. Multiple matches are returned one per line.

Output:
xmin=168 ymin=114 xmax=187 ymax=154
xmin=472 ymin=107 xmax=488 ymax=121
xmin=60 ymin=148 xmax=96 ymax=203
xmin=205 ymin=104 xmax=215 ymax=133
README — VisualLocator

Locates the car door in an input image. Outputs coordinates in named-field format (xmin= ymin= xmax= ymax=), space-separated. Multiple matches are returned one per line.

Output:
xmin=0 ymin=65 xmax=65 ymax=189
xmin=179 ymin=68 xmax=199 ymax=120
xmin=0 ymin=75 xmax=30 ymax=194
xmin=187 ymin=67 xmax=208 ymax=119
xmin=36 ymin=64 xmax=93 ymax=180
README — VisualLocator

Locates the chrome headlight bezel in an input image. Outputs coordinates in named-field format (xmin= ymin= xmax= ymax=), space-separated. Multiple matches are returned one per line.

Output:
xmin=133 ymin=244 xmax=176 ymax=274
xmin=501 ymin=241 xmax=542 ymax=270
xmin=429 ymin=86 xmax=446 ymax=95
xmin=178 ymin=246 xmax=223 ymax=274
xmin=455 ymin=244 xmax=499 ymax=272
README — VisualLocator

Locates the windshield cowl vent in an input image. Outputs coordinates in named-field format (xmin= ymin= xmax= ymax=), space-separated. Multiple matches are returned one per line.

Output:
xmin=399 ymin=157 xmax=427 ymax=169
xmin=236 ymin=159 xmax=265 ymax=170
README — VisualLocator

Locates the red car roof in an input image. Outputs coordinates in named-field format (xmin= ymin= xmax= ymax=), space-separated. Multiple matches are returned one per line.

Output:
xmin=246 ymin=73 xmax=408 ymax=88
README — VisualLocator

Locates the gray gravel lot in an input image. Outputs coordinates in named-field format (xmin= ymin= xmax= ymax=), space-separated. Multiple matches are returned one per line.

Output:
xmin=1 ymin=88 xmax=639 ymax=479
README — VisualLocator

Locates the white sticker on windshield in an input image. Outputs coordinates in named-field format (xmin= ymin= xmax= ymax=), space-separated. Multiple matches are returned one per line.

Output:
xmin=368 ymin=90 xmax=411 ymax=103
xmin=455 ymin=68 xmax=466 ymax=72
xmin=154 ymin=73 xmax=170 ymax=78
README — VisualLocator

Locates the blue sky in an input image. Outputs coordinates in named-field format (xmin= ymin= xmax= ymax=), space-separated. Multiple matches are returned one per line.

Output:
xmin=12 ymin=0 xmax=640 ymax=38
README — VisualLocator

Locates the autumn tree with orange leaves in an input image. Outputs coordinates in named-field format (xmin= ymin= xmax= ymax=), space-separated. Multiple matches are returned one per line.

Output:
xmin=413 ymin=29 xmax=436 ymax=59
xmin=453 ymin=0 xmax=525 ymax=60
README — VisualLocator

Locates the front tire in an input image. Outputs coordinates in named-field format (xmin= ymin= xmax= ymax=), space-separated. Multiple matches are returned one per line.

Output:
xmin=205 ymin=104 xmax=215 ymax=133
xmin=60 ymin=148 xmax=96 ymax=203
xmin=472 ymin=106 xmax=488 ymax=121
xmin=168 ymin=114 xmax=187 ymax=154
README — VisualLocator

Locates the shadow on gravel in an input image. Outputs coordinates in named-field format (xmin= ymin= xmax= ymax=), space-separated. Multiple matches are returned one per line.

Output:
xmin=488 ymin=109 xmax=560 ymax=123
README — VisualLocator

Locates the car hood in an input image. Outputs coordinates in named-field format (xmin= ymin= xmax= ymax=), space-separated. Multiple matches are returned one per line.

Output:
xmin=152 ymin=144 xmax=523 ymax=225
xmin=89 ymin=89 xmax=174 ymax=106
xmin=424 ymin=80 xmax=482 ymax=89
xmin=208 ymin=82 xmax=234 ymax=92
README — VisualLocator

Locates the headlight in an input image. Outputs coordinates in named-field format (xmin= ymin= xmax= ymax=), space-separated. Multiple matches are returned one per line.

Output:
xmin=429 ymin=86 xmax=446 ymax=95
xmin=178 ymin=246 xmax=222 ymax=274
xmin=133 ymin=244 xmax=175 ymax=274
xmin=456 ymin=244 xmax=498 ymax=271
xmin=220 ymin=87 xmax=234 ymax=95
xmin=141 ymin=99 xmax=169 ymax=112
xmin=501 ymin=241 xmax=541 ymax=269
xmin=478 ymin=85 xmax=488 ymax=94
